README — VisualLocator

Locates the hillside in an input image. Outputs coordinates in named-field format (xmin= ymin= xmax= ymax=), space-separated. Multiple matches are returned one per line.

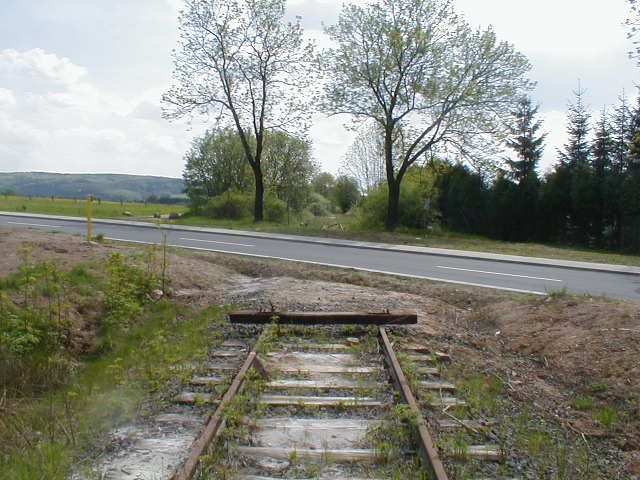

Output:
xmin=0 ymin=172 xmax=185 ymax=202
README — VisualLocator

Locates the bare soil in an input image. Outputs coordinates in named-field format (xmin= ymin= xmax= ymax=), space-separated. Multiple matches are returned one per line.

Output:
xmin=2 ymin=226 xmax=639 ymax=478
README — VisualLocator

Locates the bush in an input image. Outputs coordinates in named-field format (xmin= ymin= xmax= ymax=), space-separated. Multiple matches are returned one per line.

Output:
xmin=358 ymin=180 xmax=432 ymax=229
xmin=332 ymin=175 xmax=361 ymax=213
xmin=308 ymin=192 xmax=333 ymax=217
xmin=203 ymin=191 xmax=252 ymax=219
xmin=264 ymin=194 xmax=286 ymax=222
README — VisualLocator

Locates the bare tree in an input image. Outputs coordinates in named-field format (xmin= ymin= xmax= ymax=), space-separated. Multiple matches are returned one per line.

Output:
xmin=321 ymin=0 xmax=532 ymax=229
xmin=163 ymin=0 xmax=314 ymax=221
xmin=340 ymin=123 xmax=386 ymax=194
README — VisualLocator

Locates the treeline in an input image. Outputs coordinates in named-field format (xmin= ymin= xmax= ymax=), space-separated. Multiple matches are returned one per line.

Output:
xmin=170 ymin=0 xmax=640 ymax=253
xmin=437 ymin=90 xmax=640 ymax=252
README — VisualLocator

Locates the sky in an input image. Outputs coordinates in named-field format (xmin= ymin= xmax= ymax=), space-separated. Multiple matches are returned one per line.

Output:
xmin=0 ymin=0 xmax=637 ymax=179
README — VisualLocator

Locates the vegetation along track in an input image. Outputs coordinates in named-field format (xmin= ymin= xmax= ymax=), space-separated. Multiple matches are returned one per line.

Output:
xmin=164 ymin=311 xmax=520 ymax=480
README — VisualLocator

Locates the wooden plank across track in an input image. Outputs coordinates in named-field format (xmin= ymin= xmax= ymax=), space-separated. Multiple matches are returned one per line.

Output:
xmin=229 ymin=310 xmax=418 ymax=325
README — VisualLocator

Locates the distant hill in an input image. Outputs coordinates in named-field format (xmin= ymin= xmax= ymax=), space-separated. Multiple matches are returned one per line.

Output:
xmin=0 ymin=172 xmax=186 ymax=202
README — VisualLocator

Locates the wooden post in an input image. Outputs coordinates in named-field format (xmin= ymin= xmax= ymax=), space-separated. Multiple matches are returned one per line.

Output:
xmin=85 ymin=194 xmax=93 ymax=242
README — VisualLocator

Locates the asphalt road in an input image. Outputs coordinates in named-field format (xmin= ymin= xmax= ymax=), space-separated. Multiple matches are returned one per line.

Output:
xmin=1 ymin=213 xmax=639 ymax=301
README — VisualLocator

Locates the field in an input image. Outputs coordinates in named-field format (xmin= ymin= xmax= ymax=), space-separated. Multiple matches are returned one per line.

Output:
xmin=0 ymin=194 xmax=187 ymax=219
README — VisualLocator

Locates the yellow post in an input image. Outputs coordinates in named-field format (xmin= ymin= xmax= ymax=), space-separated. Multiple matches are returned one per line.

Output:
xmin=86 ymin=194 xmax=93 ymax=242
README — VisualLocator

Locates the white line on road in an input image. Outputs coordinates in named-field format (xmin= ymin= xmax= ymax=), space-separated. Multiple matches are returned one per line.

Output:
xmin=105 ymin=236 xmax=547 ymax=296
xmin=436 ymin=265 xmax=562 ymax=282
xmin=179 ymin=237 xmax=255 ymax=248
xmin=7 ymin=221 xmax=60 ymax=228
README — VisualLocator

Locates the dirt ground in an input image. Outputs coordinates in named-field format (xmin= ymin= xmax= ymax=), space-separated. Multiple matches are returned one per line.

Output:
xmin=2 ymin=226 xmax=639 ymax=478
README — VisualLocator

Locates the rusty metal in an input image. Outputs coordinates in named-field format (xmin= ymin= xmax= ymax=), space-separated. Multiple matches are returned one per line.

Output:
xmin=379 ymin=327 xmax=449 ymax=480
xmin=171 ymin=346 xmax=260 ymax=480
xmin=229 ymin=310 xmax=417 ymax=325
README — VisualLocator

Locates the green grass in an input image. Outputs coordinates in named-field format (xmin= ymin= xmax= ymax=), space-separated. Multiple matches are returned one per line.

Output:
xmin=0 ymin=301 xmax=223 ymax=480
xmin=2 ymin=194 xmax=639 ymax=266
xmin=0 ymin=194 xmax=187 ymax=219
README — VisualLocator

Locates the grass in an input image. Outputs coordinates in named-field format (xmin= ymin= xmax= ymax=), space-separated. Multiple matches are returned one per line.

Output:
xmin=1 ymin=194 xmax=639 ymax=266
xmin=0 ymin=252 xmax=224 ymax=480
xmin=0 ymin=194 xmax=187 ymax=219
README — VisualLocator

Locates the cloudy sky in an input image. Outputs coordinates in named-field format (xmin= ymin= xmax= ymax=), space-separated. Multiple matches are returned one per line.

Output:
xmin=0 ymin=0 xmax=637 ymax=178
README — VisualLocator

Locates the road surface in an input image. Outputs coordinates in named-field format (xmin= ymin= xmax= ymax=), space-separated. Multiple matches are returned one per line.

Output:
xmin=1 ymin=212 xmax=639 ymax=301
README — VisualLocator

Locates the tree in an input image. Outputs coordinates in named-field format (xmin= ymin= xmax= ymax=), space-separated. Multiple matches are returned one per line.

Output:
xmin=332 ymin=175 xmax=361 ymax=213
xmin=321 ymin=0 xmax=531 ymax=229
xmin=340 ymin=124 xmax=386 ymax=193
xmin=182 ymin=129 xmax=251 ymax=210
xmin=311 ymin=172 xmax=335 ymax=198
xmin=163 ymin=0 xmax=314 ymax=221
xmin=262 ymin=132 xmax=316 ymax=213
xmin=592 ymin=109 xmax=615 ymax=178
xmin=504 ymin=96 xmax=546 ymax=183
xmin=612 ymin=92 xmax=632 ymax=174
xmin=627 ymin=0 xmax=640 ymax=63
xmin=559 ymin=84 xmax=591 ymax=168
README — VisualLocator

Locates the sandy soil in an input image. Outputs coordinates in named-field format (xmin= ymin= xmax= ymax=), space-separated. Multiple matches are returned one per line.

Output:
xmin=2 ymin=226 xmax=639 ymax=478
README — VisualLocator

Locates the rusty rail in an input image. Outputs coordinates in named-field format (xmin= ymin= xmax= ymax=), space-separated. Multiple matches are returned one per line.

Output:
xmin=379 ymin=327 xmax=449 ymax=480
xmin=229 ymin=310 xmax=417 ymax=325
xmin=171 ymin=345 xmax=260 ymax=480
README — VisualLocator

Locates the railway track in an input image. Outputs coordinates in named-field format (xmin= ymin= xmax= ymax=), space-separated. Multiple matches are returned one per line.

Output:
xmin=169 ymin=312 xmax=513 ymax=480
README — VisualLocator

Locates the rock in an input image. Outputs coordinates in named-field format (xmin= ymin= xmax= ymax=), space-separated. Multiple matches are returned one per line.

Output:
xmin=151 ymin=289 xmax=164 ymax=300
xmin=123 ymin=211 xmax=134 ymax=217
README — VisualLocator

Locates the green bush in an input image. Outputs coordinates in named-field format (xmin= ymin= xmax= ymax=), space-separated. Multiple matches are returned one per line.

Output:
xmin=307 ymin=192 xmax=333 ymax=217
xmin=264 ymin=194 xmax=286 ymax=222
xmin=357 ymin=166 xmax=438 ymax=229
xmin=203 ymin=191 xmax=252 ymax=219
xmin=103 ymin=253 xmax=157 ymax=333
xmin=359 ymin=181 xmax=430 ymax=229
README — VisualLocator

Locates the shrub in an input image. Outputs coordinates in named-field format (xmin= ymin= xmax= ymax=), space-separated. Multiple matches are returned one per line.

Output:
xmin=103 ymin=253 xmax=157 ymax=333
xmin=264 ymin=194 xmax=286 ymax=222
xmin=308 ymin=192 xmax=333 ymax=217
xmin=203 ymin=191 xmax=252 ymax=219
xmin=358 ymin=181 xmax=430 ymax=229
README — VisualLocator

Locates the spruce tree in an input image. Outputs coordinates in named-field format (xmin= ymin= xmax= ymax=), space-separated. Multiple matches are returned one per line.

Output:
xmin=560 ymin=84 xmax=591 ymax=168
xmin=592 ymin=108 xmax=615 ymax=177
xmin=612 ymin=91 xmax=631 ymax=174
xmin=505 ymin=96 xmax=546 ymax=183
xmin=628 ymin=96 xmax=640 ymax=171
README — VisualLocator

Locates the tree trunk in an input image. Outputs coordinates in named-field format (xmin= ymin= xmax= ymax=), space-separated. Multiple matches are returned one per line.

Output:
xmin=253 ymin=166 xmax=264 ymax=222
xmin=385 ymin=178 xmax=400 ymax=230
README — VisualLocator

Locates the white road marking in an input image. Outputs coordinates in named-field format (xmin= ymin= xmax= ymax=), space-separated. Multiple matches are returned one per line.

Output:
xmin=436 ymin=265 xmax=562 ymax=282
xmin=179 ymin=237 xmax=255 ymax=248
xmin=7 ymin=221 xmax=60 ymax=228
xmin=105 ymin=236 xmax=547 ymax=296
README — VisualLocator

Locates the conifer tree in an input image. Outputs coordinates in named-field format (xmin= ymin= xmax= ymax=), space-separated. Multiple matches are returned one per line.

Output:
xmin=560 ymin=84 xmax=591 ymax=168
xmin=628 ymin=96 xmax=640 ymax=171
xmin=505 ymin=96 xmax=546 ymax=183
xmin=612 ymin=92 xmax=632 ymax=173
xmin=592 ymin=108 xmax=615 ymax=177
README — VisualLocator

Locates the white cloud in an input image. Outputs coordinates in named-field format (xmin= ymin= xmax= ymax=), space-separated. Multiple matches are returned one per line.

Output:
xmin=0 ymin=48 xmax=199 ymax=177
xmin=0 ymin=48 xmax=87 ymax=87
xmin=0 ymin=88 xmax=16 ymax=107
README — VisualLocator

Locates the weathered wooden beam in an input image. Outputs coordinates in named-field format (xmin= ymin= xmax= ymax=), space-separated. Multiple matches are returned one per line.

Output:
xmin=229 ymin=310 xmax=417 ymax=325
